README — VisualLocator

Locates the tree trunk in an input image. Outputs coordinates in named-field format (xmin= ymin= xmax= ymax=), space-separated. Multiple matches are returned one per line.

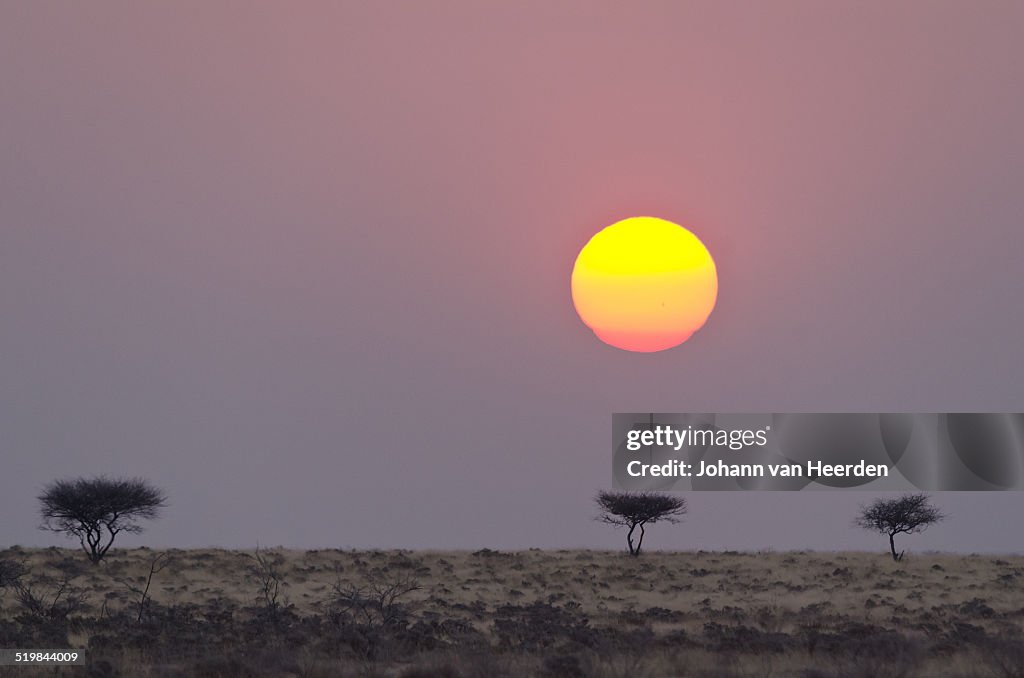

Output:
xmin=626 ymin=523 xmax=637 ymax=556
xmin=635 ymin=523 xmax=646 ymax=555
xmin=889 ymin=533 xmax=899 ymax=561
xmin=85 ymin=528 xmax=103 ymax=564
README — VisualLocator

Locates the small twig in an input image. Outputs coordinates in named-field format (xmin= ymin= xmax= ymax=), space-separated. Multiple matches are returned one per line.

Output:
xmin=249 ymin=545 xmax=284 ymax=616
xmin=124 ymin=551 xmax=172 ymax=623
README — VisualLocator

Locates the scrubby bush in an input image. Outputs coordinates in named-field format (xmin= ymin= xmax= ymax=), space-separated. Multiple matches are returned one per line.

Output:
xmin=0 ymin=557 xmax=28 ymax=590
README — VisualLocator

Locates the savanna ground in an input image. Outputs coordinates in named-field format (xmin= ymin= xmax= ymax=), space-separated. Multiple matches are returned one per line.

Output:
xmin=1 ymin=547 xmax=1022 ymax=677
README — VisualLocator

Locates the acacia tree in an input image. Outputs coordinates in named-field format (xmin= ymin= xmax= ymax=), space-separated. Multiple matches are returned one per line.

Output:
xmin=855 ymin=493 xmax=944 ymax=562
xmin=595 ymin=490 xmax=687 ymax=556
xmin=38 ymin=476 xmax=167 ymax=564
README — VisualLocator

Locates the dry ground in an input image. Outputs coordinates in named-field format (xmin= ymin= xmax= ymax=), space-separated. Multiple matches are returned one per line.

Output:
xmin=1 ymin=547 xmax=1022 ymax=677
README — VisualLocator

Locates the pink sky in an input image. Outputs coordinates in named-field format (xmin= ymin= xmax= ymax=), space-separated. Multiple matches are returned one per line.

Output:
xmin=1 ymin=2 xmax=1022 ymax=551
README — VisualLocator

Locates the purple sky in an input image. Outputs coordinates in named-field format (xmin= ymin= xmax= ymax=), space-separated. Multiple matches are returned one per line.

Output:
xmin=2 ymin=3 xmax=1022 ymax=553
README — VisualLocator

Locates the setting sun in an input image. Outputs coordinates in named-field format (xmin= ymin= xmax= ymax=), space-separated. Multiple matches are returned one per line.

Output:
xmin=571 ymin=217 xmax=718 ymax=352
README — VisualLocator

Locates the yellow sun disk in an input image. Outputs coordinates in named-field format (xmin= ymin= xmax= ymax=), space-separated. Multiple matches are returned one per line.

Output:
xmin=571 ymin=217 xmax=718 ymax=352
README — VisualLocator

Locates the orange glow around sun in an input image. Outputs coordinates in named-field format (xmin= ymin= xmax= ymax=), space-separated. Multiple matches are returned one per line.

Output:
xmin=571 ymin=217 xmax=718 ymax=352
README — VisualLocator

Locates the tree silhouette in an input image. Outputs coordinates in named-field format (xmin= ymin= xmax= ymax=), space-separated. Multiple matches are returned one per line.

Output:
xmin=595 ymin=490 xmax=687 ymax=556
xmin=855 ymin=493 xmax=944 ymax=561
xmin=38 ymin=476 xmax=166 ymax=564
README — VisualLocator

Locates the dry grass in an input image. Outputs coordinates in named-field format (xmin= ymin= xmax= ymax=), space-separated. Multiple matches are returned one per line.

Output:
xmin=1 ymin=547 xmax=1022 ymax=677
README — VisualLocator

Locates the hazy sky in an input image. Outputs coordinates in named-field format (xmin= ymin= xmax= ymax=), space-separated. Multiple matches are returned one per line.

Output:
xmin=2 ymin=3 xmax=1022 ymax=554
